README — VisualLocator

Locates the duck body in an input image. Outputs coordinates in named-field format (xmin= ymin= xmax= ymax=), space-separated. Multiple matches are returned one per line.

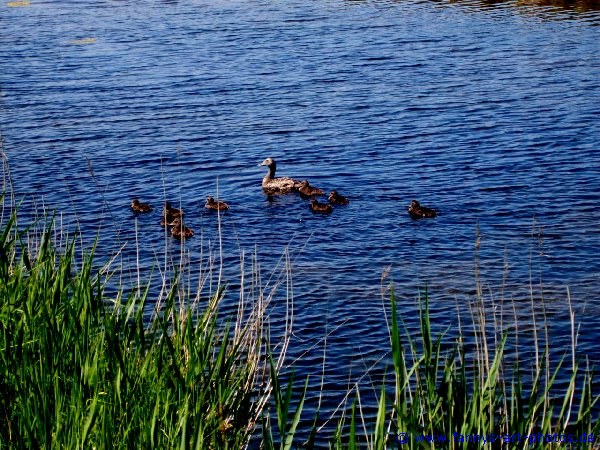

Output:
xmin=259 ymin=157 xmax=302 ymax=194
xmin=310 ymin=198 xmax=333 ymax=214
xmin=205 ymin=196 xmax=229 ymax=211
xmin=408 ymin=200 xmax=437 ymax=219
xmin=298 ymin=180 xmax=324 ymax=198
xmin=169 ymin=218 xmax=195 ymax=239
xmin=131 ymin=198 xmax=153 ymax=213
xmin=328 ymin=190 xmax=349 ymax=205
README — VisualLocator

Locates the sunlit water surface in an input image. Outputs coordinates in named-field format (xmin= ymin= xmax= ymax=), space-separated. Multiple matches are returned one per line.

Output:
xmin=1 ymin=0 xmax=599 ymax=444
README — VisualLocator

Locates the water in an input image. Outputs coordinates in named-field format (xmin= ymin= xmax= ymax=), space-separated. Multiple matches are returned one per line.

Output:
xmin=2 ymin=0 xmax=600 ymax=443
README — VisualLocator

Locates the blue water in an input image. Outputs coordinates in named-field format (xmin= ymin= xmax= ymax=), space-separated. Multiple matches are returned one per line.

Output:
xmin=2 ymin=0 xmax=600 ymax=443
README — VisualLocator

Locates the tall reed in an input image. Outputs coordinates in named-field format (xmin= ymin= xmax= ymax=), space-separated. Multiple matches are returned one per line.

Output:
xmin=327 ymin=286 xmax=599 ymax=449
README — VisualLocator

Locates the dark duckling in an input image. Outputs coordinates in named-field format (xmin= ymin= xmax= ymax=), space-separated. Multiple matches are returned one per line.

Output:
xmin=131 ymin=198 xmax=153 ymax=213
xmin=163 ymin=201 xmax=183 ymax=217
xmin=205 ymin=196 xmax=229 ymax=211
xmin=328 ymin=190 xmax=349 ymax=205
xmin=169 ymin=217 xmax=194 ymax=239
xmin=408 ymin=200 xmax=437 ymax=219
xmin=259 ymin=157 xmax=302 ymax=194
xmin=298 ymin=180 xmax=324 ymax=198
xmin=310 ymin=198 xmax=333 ymax=214
xmin=162 ymin=201 xmax=184 ymax=226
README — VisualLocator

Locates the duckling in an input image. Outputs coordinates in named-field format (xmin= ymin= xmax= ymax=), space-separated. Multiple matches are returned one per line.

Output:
xmin=328 ymin=190 xmax=349 ymax=205
xmin=131 ymin=198 xmax=153 ymax=213
xmin=205 ymin=196 xmax=229 ymax=211
xmin=298 ymin=180 xmax=324 ymax=198
xmin=162 ymin=201 xmax=183 ymax=226
xmin=169 ymin=217 xmax=194 ymax=239
xmin=259 ymin=157 xmax=302 ymax=193
xmin=310 ymin=198 xmax=333 ymax=214
xmin=163 ymin=201 xmax=183 ymax=216
xmin=408 ymin=200 xmax=437 ymax=219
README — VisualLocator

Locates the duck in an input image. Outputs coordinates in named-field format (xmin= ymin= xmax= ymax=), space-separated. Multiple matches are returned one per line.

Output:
xmin=162 ymin=201 xmax=184 ymax=226
xmin=259 ymin=157 xmax=302 ymax=194
xmin=408 ymin=200 xmax=437 ymax=219
xmin=169 ymin=217 xmax=195 ymax=239
xmin=309 ymin=198 xmax=333 ymax=214
xmin=131 ymin=198 xmax=153 ymax=213
xmin=298 ymin=180 xmax=324 ymax=198
xmin=205 ymin=196 xmax=229 ymax=211
xmin=328 ymin=190 xmax=349 ymax=205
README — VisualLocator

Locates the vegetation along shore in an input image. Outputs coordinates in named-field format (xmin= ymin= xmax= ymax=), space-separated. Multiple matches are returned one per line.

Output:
xmin=0 ymin=213 xmax=598 ymax=447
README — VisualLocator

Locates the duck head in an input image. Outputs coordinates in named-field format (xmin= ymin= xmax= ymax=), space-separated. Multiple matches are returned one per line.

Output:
xmin=168 ymin=217 xmax=182 ymax=227
xmin=259 ymin=157 xmax=275 ymax=168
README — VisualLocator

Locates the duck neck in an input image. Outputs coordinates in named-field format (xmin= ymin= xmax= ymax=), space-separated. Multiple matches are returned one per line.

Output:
xmin=268 ymin=162 xmax=276 ymax=179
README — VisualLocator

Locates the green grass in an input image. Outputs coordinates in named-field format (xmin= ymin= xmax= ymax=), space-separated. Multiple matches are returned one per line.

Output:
xmin=327 ymin=289 xmax=600 ymax=450
xmin=0 ymin=210 xmax=289 ymax=449
xmin=1 ymin=203 xmax=598 ymax=449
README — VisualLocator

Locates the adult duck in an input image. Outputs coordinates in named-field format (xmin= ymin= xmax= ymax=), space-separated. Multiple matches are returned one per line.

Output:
xmin=259 ymin=157 xmax=302 ymax=194
xmin=169 ymin=217 xmax=195 ymax=239
xmin=205 ymin=196 xmax=229 ymax=211
xmin=131 ymin=198 xmax=153 ymax=213
xmin=310 ymin=198 xmax=333 ymax=214
xmin=298 ymin=180 xmax=324 ymax=198
xmin=328 ymin=190 xmax=349 ymax=205
xmin=408 ymin=200 xmax=437 ymax=219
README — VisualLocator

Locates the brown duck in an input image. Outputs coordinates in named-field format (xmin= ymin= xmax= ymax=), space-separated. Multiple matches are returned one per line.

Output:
xmin=259 ymin=157 xmax=302 ymax=194
xmin=169 ymin=217 xmax=194 ymax=239
xmin=131 ymin=198 xmax=153 ymax=213
xmin=328 ymin=190 xmax=349 ymax=205
xmin=408 ymin=200 xmax=437 ymax=219
xmin=162 ymin=201 xmax=184 ymax=226
xmin=205 ymin=196 xmax=229 ymax=211
xmin=310 ymin=198 xmax=333 ymax=214
xmin=298 ymin=180 xmax=325 ymax=198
